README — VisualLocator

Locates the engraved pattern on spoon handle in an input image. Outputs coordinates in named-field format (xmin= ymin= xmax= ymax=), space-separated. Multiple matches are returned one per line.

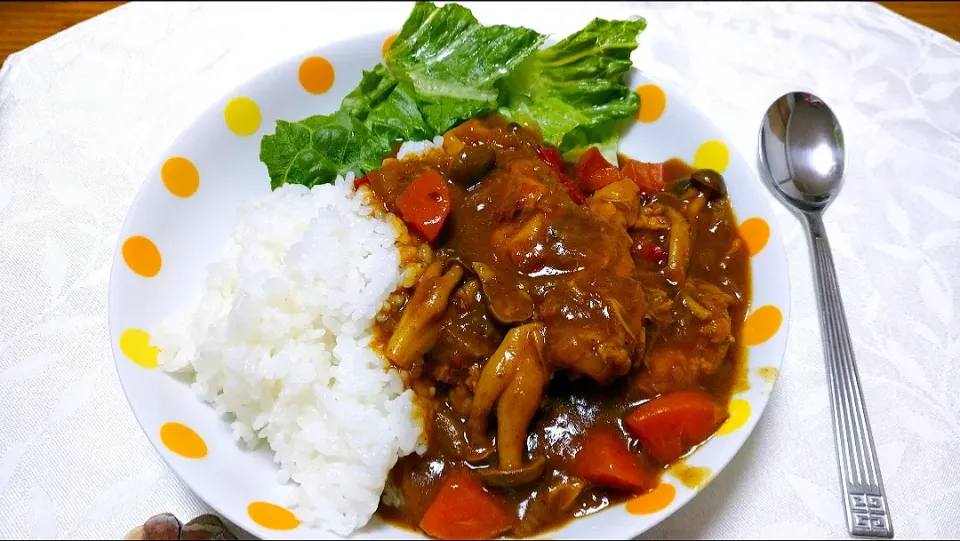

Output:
xmin=807 ymin=215 xmax=893 ymax=539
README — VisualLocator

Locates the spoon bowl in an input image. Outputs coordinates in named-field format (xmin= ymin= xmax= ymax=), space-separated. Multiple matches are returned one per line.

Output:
xmin=759 ymin=92 xmax=846 ymax=213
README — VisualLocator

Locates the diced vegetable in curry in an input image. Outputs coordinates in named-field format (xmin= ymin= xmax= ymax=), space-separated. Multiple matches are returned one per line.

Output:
xmin=365 ymin=115 xmax=750 ymax=539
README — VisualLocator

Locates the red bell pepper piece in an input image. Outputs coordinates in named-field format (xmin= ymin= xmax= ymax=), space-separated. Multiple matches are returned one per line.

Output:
xmin=536 ymin=146 xmax=586 ymax=205
xmin=574 ymin=147 xmax=621 ymax=193
xmin=353 ymin=175 xmax=370 ymax=190
xmin=395 ymin=170 xmax=452 ymax=243
xmin=620 ymin=159 xmax=666 ymax=195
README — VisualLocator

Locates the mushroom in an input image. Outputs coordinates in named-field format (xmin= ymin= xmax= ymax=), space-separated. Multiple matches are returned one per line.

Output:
xmin=450 ymin=144 xmax=497 ymax=187
xmin=679 ymin=291 xmax=713 ymax=320
xmin=685 ymin=190 xmax=708 ymax=221
xmin=663 ymin=206 xmax=691 ymax=283
xmin=690 ymin=169 xmax=727 ymax=196
xmin=468 ymin=323 xmax=548 ymax=475
xmin=475 ymin=455 xmax=547 ymax=488
xmin=544 ymin=475 xmax=587 ymax=513
xmin=677 ymin=169 xmax=726 ymax=221
xmin=387 ymin=261 xmax=464 ymax=368
xmin=434 ymin=404 xmax=495 ymax=464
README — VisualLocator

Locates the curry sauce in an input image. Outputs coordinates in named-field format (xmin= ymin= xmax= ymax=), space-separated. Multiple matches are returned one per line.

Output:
xmin=365 ymin=115 xmax=750 ymax=539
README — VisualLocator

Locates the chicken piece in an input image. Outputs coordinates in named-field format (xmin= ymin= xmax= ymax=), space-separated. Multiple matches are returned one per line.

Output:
xmin=545 ymin=322 xmax=633 ymax=384
xmin=468 ymin=323 xmax=548 ymax=471
xmin=633 ymin=347 xmax=696 ymax=394
xmin=387 ymin=261 xmax=464 ymax=368
xmin=486 ymin=164 xmax=555 ymax=274
xmin=632 ymin=345 xmax=730 ymax=396
xmin=432 ymin=278 xmax=504 ymax=371
xmin=456 ymin=152 xmax=645 ymax=385
xmin=539 ymin=277 xmax=646 ymax=385
xmin=493 ymin=160 xmax=552 ymax=218
xmin=468 ymin=154 xmax=636 ymax=280
xmin=644 ymin=285 xmax=675 ymax=326
xmin=588 ymin=179 xmax=641 ymax=229
xmin=679 ymin=280 xmax=736 ymax=345
xmin=632 ymin=203 xmax=671 ymax=231
xmin=632 ymin=280 xmax=737 ymax=395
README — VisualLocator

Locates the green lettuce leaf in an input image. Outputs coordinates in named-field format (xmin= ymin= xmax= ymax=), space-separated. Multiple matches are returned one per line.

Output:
xmin=261 ymin=66 xmax=431 ymax=188
xmin=260 ymin=2 xmax=649 ymax=191
xmin=562 ymin=130 xmax=621 ymax=165
xmin=259 ymin=111 xmax=388 ymax=189
xmin=340 ymin=64 xmax=431 ymax=145
xmin=500 ymin=17 xmax=646 ymax=151
xmin=384 ymin=1 xmax=544 ymax=133
xmin=261 ymin=2 xmax=545 ymax=189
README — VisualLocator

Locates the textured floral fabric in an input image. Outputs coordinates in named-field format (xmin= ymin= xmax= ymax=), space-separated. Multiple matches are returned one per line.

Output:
xmin=0 ymin=2 xmax=957 ymax=539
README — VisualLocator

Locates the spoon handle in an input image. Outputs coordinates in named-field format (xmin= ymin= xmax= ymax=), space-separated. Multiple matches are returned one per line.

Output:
xmin=806 ymin=215 xmax=893 ymax=538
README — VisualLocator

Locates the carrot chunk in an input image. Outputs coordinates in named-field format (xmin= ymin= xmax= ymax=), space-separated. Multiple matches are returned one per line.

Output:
xmin=419 ymin=470 xmax=513 ymax=540
xmin=625 ymin=391 xmax=728 ymax=464
xmin=573 ymin=429 xmax=656 ymax=492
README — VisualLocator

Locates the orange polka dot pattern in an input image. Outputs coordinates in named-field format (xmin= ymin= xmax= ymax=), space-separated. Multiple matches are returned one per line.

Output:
xmin=122 ymin=236 xmax=161 ymax=277
xmin=739 ymin=217 xmax=770 ymax=256
xmin=161 ymin=157 xmax=199 ymax=198
xmin=160 ymin=422 xmax=207 ymax=459
xmin=298 ymin=57 xmax=335 ymax=95
xmin=382 ymin=34 xmax=398 ymax=58
xmin=636 ymin=84 xmax=666 ymax=123
xmin=626 ymin=483 xmax=676 ymax=515
xmin=743 ymin=305 xmax=783 ymax=346
xmin=248 ymin=502 xmax=300 ymax=530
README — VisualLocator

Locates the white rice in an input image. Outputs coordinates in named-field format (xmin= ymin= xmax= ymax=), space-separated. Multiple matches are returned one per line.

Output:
xmin=151 ymin=174 xmax=423 ymax=535
xmin=396 ymin=135 xmax=444 ymax=160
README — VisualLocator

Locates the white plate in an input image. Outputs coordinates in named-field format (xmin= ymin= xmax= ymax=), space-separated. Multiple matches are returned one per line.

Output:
xmin=109 ymin=30 xmax=790 ymax=540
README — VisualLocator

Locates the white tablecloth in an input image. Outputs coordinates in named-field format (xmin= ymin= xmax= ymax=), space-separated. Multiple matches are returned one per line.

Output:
xmin=1 ymin=2 xmax=958 ymax=539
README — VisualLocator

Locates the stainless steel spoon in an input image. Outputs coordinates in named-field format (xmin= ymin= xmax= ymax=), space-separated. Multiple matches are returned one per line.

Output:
xmin=758 ymin=92 xmax=894 ymax=539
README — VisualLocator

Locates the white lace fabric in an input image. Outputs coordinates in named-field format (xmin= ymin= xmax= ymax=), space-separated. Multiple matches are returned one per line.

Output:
xmin=1 ymin=2 xmax=957 ymax=539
